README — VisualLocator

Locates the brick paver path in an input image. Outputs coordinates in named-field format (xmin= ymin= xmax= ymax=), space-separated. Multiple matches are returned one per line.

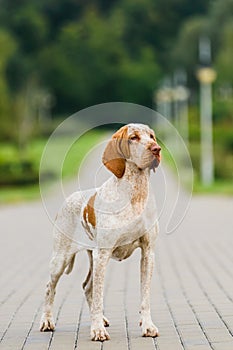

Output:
xmin=0 ymin=154 xmax=233 ymax=350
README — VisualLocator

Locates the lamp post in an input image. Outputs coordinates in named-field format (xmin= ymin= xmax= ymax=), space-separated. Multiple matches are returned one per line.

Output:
xmin=173 ymin=69 xmax=190 ymax=146
xmin=196 ymin=37 xmax=216 ymax=186
xmin=155 ymin=78 xmax=173 ymax=120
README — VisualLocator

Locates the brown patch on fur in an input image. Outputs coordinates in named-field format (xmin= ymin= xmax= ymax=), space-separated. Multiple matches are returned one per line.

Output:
xmin=82 ymin=193 xmax=97 ymax=240
xmin=102 ymin=126 xmax=130 ymax=178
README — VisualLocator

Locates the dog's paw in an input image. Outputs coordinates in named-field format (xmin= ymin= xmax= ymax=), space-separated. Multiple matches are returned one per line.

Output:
xmin=103 ymin=315 xmax=110 ymax=327
xmin=40 ymin=314 xmax=55 ymax=332
xmin=141 ymin=321 xmax=159 ymax=338
xmin=91 ymin=326 xmax=110 ymax=341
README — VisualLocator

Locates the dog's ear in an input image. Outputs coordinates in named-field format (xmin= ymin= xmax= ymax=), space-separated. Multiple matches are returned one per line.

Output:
xmin=113 ymin=126 xmax=130 ymax=159
xmin=102 ymin=140 xmax=126 ymax=178
xmin=102 ymin=126 xmax=130 ymax=178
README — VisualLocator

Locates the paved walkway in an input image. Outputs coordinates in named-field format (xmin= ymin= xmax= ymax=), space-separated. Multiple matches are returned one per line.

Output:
xmin=0 ymin=148 xmax=233 ymax=350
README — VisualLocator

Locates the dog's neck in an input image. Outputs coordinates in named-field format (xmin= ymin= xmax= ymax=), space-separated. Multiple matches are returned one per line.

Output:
xmin=123 ymin=160 xmax=150 ymax=180
xmin=118 ymin=161 xmax=150 ymax=207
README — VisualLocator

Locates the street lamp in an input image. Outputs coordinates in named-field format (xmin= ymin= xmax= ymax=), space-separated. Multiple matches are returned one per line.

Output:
xmin=173 ymin=69 xmax=190 ymax=146
xmin=196 ymin=36 xmax=217 ymax=186
xmin=155 ymin=77 xmax=173 ymax=122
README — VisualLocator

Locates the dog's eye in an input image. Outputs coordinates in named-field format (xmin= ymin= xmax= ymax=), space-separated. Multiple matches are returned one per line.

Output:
xmin=150 ymin=134 xmax=155 ymax=140
xmin=130 ymin=135 xmax=140 ymax=141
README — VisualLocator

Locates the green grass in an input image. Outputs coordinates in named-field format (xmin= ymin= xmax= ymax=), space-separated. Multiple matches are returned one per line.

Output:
xmin=0 ymin=185 xmax=41 ymax=203
xmin=0 ymin=130 xmax=104 ymax=204
xmin=1 ymin=126 xmax=232 ymax=204
xmin=193 ymin=179 xmax=233 ymax=195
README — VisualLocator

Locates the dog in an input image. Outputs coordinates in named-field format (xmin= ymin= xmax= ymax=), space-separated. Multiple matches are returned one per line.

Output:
xmin=40 ymin=123 xmax=161 ymax=341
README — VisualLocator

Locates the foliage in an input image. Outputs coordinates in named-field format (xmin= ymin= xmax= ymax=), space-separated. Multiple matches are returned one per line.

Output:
xmin=215 ymin=22 xmax=233 ymax=85
xmin=0 ymin=0 xmax=232 ymax=194
xmin=0 ymin=0 xmax=210 ymax=124
xmin=173 ymin=0 xmax=233 ymax=100
xmin=0 ymin=130 xmax=104 ymax=202
xmin=40 ymin=10 xmax=125 ymax=111
xmin=0 ymin=29 xmax=17 ymax=139
xmin=172 ymin=17 xmax=207 ymax=78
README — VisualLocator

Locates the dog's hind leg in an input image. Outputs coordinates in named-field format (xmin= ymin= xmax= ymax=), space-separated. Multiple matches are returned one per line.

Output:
xmin=40 ymin=192 xmax=83 ymax=332
xmin=40 ymin=252 xmax=71 ymax=331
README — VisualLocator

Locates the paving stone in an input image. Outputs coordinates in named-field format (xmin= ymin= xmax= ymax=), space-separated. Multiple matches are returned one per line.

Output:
xmin=0 ymin=159 xmax=233 ymax=349
xmin=211 ymin=341 xmax=233 ymax=350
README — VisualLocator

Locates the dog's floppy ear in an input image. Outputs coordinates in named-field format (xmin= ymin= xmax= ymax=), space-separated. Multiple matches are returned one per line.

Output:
xmin=102 ymin=126 xmax=130 ymax=178
xmin=102 ymin=140 xmax=126 ymax=178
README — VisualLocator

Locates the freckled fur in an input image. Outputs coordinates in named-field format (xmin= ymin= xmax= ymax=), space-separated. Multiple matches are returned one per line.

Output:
xmin=40 ymin=123 xmax=161 ymax=341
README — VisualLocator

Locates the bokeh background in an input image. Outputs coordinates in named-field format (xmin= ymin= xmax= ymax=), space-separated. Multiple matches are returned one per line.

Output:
xmin=0 ymin=3 xmax=233 ymax=349
xmin=0 ymin=0 xmax=232 ymax=202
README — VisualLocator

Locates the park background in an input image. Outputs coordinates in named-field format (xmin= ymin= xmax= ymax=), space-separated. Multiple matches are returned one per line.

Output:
xmin=0 ymin=2 xmax=233 ymax=349
xmin=0 ymin=0 xmax=232 ymax=201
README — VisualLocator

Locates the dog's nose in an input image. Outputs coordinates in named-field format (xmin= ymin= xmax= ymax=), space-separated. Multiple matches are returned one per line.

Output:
xmin=150 ymin=144 xmax=161 ymax=156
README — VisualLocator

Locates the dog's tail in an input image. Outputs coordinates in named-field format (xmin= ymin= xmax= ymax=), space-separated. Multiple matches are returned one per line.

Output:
xmin=65 ymin=254 xmax=76 ymax=274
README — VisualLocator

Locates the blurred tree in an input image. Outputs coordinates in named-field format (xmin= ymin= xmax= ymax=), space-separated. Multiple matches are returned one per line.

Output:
xmin=0 ymin=30 xmax=17 ymax=140
xmin=40 ymin=9 xmax=124 ymax=111
xmin=118 ymin=47 xmax=161 ymax=105
xmin=10 ymin=7 xmax=48 ymax=53
xmin=0 ymin=1 xmax=49 ymax=144
xmin=3 ymin=2 xmax=48 ymax=92
xmin=172 ymin=17 xmax=208 ymax=78
xmin=215 ymin=21 xmax=233 ymax=84
xmin=214 ymin=21 xmax=233 ymax=122
xmin=40 ymin=8 xmax=161 ymax=111
xmin=171 ymin=0 xmax=233 ymax=73
xmin=208 ymin=0 xmax=233 ymax=51
xmin=116 ymin=0 xmax=210 ymax=69
xmin=0 ymin=0 xmax=211 ymax=116
xmin=170 ymin=0 xmax=233 ymax=110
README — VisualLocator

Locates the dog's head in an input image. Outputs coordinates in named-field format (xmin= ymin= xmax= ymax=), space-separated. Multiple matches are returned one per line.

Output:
xmin=102 ymin=123 xmax=161 ymax=178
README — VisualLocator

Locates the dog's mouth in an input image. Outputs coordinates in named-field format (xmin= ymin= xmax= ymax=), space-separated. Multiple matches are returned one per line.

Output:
xmin=139 ymin=147 xmax=161 ymax=172
xmin=150 ymin=155 xmax=161 ymax=172
xmin=149 ymin=144 xmax=161 ymax=172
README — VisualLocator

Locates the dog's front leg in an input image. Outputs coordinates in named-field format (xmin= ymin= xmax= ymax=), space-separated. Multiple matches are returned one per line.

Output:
xmin=140 ymin=242 xmax=159 ymax=337
xmin=91 ymin=248 xmax=111 ymax=341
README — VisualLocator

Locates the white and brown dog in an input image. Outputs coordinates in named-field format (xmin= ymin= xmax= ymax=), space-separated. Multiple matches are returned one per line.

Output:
xmin=40 ymin=123 xmax=161 ymax=341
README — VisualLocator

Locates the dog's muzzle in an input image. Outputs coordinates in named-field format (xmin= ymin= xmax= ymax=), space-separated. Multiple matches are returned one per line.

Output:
xmin=150 ymin=144 xmax=161 ymax=172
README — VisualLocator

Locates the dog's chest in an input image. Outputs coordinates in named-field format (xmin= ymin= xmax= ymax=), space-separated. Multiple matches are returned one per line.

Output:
xmin=80 ymin=176 xmax=157 ymax=248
